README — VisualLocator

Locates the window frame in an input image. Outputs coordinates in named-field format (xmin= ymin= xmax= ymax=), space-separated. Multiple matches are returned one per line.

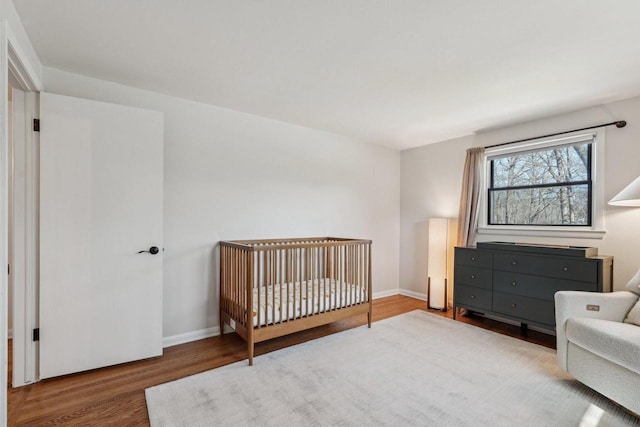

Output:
xmin=478 ymin=128 xmax=606 ymax=239
xmin=487 ymin=142 xmax=593 ymax=227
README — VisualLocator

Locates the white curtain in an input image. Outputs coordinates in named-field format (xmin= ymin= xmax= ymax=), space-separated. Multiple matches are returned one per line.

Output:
xmin=457 ymin=147 xmax=485 ymax=247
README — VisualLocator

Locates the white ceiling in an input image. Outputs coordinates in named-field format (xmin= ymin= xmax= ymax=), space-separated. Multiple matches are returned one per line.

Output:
xmin=13 ymin=0 xmax=640 ymax=150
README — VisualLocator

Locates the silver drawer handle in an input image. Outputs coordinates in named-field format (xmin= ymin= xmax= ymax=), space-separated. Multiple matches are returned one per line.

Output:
xmin=470 ymin=295 xmax=476 ymax=299
xmin=471 ymin=257 xmax=476 ymax=261
xmin=511 ymin=261 xmax=517 ymax=266
xmin=563 ymin=266 xmax=568 ymax=272
xmin=471 ymin=275 xmax=476 ymax=279
xmin=511 ymin=281 xmax=517 ymax=286
xmin=511 ymin=303 xmax=517 ymax=308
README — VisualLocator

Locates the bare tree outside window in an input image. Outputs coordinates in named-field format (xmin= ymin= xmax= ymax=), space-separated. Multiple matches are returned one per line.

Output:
xmin=489 ymin=142 xmax=591 ymax=226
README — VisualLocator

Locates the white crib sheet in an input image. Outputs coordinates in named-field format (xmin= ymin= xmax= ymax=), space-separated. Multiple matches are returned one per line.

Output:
xmin=253 ymin=279 xmax=366 ymax=327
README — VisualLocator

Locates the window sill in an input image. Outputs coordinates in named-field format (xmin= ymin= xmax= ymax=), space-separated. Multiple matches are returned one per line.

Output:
xmin=477 ymin=226 xmax=606 ymax=240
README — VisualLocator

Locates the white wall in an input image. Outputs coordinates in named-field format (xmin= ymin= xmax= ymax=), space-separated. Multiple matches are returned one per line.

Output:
xmin=43 ymin=67 xmax=401 ymax=340
xmin=400 ymin=135 xmax=472 ymax=297
xmin=401 ymin=95 xmax=640 ymax=295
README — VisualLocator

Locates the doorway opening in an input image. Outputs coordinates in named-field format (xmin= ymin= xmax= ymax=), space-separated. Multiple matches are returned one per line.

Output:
xmin=7 ymin=57 xmax=40 ymax=390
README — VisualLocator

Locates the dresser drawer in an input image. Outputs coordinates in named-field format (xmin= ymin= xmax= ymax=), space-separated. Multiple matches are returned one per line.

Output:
xmin=494 ymin=253 xmax=598 ymax=283
xmin=455 ymin=248 xmax=493 ymax=268
xmin=493 ymin=271 xmax=598 ymax=300
xmin=455 ymin=285 xmax=492 ymax=311
xmin=454 ymin=265 xmax=493 ymax=290
xmin=493 ymin=292 xmax=555 ymax=326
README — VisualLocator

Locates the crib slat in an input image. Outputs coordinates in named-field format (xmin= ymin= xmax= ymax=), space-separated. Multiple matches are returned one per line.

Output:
xmin=341 ymin=245 xmax=345 ymax=309
xmin=304 ymin=248 xmax=313 ymax=316
xmin=231 ymin=247 xmax=235 ymax=320
xmin=259 ymin=251 xmax=265 ymax=328
xmin=333 ymin=245 xmax=337 ymax=311
xmin=359 ymin=243 xmax=362 ymax=302
xmin=299 ymin=247 xmax=303 ymax=319
xmin=356 ymin=244 xmax=360 ymax=304
xmin=322 ymin=247 xmax=326 ymax=312
xmin=350 ymin=245 xmax=354 ymax=306
xmin=242 ymin=251 xmax=246 ymax=325
xmin=315 ymin=246 xmax=319 ymax=314
xmin=293 ymin=248 xmax=298 ymax=320
xmin=368 ymin=243 xmax=372 ymax=302
xmin=229 ymin=247 xmax=233 ymax=321
xmin=286 ymin=248 xmax=290 ymax=322
xmin=311 ymin=246 xmax=316 ymax=316
xmin=346 ymin=245 xmax=350 ymax=306
xmin=264 ymin=250 xmax=268 ymax=325
xmin=236 ymin=248 xmax=240 ymax=322
xmin=279 ymin=249 xmax=283 ymax=325
xmin=361 ymin=245 xmax=367 ymax=301
xmin=270 ymin=250 xmax=274 ymax=326
xmin=220 ymin=246 xmax=225 ymax=328
xmin=350 ymin=245 xmax=353 ymax=306
xmin=335 ymin=245 xmax=339 ymax=311
xmin=247 ymin=251 xmax=254 ymax=365
xmin=232 ymin=248 xmax=236 ymax=322
xmin=239 ymin=250 xmax=243 ymax=322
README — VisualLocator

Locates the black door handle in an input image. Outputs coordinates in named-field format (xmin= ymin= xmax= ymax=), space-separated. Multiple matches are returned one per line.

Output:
xmin=138 ymin=246 xmax=160 ymax=255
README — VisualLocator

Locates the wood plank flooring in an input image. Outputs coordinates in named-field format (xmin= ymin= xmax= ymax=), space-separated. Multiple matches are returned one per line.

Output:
xmin=7 ymin=295 xmax=555 ymax=426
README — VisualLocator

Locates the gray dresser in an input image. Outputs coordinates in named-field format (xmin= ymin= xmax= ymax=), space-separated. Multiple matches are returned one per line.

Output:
xmin=453 ymin=242 xmax=613 ymax=331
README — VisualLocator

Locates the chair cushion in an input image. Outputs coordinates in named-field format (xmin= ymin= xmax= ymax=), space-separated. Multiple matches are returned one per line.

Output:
xmin=566 ymin=317 xmax=640 ymax=375
xmin=624 ymin=300 xmax=640 ymax=326
xmin=625 ymin=267 xmax=640 ymax=295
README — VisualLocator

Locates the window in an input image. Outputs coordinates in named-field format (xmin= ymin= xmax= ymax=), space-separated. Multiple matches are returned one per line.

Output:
xmin=482 ymin=130 xmax=605 ymax=236
xmin=489 ymin=142 xmax=592 ymax=226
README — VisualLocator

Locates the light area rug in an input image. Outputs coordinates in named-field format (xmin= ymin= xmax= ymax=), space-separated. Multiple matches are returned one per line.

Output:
xmin=146 ymin=311 xmax=639 ymax=426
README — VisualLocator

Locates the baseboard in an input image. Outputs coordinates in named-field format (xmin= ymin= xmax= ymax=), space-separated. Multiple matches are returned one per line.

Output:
xmin=163 ymin=289 xmax=427 ymax=348
xmin=371 ymin=289 xmax=429 ymax=302
xmin=163 ymin=326 xmax=220 ymax=348
xmin=399 ymin=289 xmax=427 ymax=301
xmin=163 ymin=325 xmax=237 ymax=348
xmin=372 ymin=289 xmax=399 ymax=299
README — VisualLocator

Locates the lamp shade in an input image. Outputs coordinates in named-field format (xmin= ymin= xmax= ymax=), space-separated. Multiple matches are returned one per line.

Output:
xmin=609 ymin=176 xmax=640 ymax=206
xmin=427 ymin=218 xmax=457 ymax=310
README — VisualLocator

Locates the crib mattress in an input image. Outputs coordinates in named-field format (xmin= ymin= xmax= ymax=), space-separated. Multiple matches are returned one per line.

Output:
xmin=253 ymin=279 xmax=365 ymax=327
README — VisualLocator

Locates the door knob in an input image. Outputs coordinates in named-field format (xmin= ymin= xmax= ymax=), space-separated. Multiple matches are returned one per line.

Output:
xmin=138 ymin=246 xmax=160 ymax=255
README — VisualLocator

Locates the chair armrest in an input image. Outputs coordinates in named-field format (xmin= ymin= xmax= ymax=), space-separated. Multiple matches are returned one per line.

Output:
xmin=554 ymin=291 xmax=638 ymax=371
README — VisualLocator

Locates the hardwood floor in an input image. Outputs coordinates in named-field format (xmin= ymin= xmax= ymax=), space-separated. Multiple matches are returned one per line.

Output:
xmin=7 ymin=295 xmax=555 ymax=426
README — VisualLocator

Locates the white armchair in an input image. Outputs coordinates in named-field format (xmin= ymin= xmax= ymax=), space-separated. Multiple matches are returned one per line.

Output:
xmin=555 ymin=290 xmax=640 ymax=415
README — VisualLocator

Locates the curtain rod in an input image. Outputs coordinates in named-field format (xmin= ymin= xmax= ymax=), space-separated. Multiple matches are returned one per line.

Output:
xmin=485 ymin=120 xmax=627 ymax=149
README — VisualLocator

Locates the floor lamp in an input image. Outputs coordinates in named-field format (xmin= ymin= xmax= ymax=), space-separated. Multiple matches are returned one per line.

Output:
xmin=427 ymin=218 xmax=457 ymax=311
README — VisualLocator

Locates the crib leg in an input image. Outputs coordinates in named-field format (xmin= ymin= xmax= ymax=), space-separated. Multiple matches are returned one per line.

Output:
xmin=367 ymin=311 xmax=372 ymax=328
xmin=248 ymin=341 xmax=254 ymax=366
xmin=219 ymin=310 xmax=225 ymax=335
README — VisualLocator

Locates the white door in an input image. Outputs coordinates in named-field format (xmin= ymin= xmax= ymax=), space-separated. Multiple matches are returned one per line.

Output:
xmin=39 ymin=92 xmax=164 ymax=379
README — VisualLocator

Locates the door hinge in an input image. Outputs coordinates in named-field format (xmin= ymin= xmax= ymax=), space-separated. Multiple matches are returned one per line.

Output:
xmin=33 ymin=328 xmax=40 ymax=342
xmin=33 ymin=118 xmax=40 ymax=132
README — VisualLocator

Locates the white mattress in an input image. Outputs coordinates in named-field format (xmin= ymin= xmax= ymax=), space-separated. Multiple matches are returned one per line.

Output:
xmin=253 ymin=278 xmax=366 ymax=327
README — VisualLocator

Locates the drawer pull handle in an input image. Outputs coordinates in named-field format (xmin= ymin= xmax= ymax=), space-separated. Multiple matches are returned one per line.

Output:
xmin=511 ymin=303 xmax=517 ymax=308
xmin=511 ymin=281 xmax=517 ymax=286
xmin=470 ymin=295 xmax=476 ymax=299
xmin=511 ymin=261 xmax=517 ymax=266
xmin=563 ymin=267 xmax=568 ymax=272
xmin=471 ymin=257 xmax=476 ymax=261
xmin=471 ymin=275 xmax=476 ymax=279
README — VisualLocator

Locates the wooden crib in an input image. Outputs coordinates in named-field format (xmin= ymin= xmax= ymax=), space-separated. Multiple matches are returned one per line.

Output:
xmin=219 ymin=237 xmax=372 ymax=365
